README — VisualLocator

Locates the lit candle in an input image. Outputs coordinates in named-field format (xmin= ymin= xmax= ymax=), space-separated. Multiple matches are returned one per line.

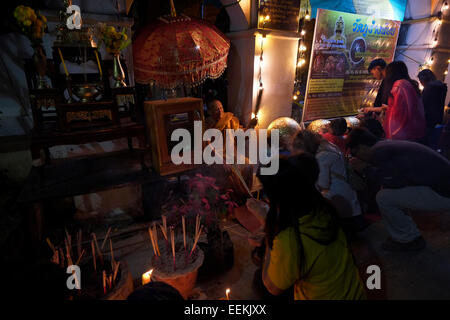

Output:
xmin=142 ymin=269 xmax=153 ymax=285
xmin=226 ymin=288 xmax=231 ymax=300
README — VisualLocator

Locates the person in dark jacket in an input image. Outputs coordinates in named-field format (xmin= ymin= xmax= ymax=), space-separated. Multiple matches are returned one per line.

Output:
xmin=363 ymin=59 xmax=388 ymax=115
xmin=346 ymin=128 xmax=450 ymax=251
xmin=417 ymin=69 xmax=448 ymax=147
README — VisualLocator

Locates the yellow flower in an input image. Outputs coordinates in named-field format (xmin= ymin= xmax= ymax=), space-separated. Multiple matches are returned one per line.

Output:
xmin=24 ymin=20 xmax=32 ymax=27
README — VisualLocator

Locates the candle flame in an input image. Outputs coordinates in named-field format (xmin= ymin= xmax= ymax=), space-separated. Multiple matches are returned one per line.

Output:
xmin=226 ymin=288 xmax=231 ymax=300
xmin=142 ymin=269 xmax=153 ymax=285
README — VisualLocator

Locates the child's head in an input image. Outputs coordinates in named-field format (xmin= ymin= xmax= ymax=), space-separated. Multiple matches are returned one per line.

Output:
xmin=330 ymin=118 xmax=348 ymax=136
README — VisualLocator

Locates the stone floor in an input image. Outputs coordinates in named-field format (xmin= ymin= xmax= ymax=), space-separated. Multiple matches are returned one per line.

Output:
xmin=116 ymin=210 xmax=450 ymax=300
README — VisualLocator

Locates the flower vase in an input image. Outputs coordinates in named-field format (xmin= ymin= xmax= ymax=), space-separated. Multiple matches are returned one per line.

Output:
xmin=112 ymin=54 xmax=126 ymax=87
xmin=32 ymin=44 xmax=49 ymax=89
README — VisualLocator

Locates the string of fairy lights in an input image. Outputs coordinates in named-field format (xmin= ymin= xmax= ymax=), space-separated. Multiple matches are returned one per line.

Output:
xmin=293 ymin=0 xmax=311 ymax=102
xmin=419 ymin=0 xmax=449 ymax=80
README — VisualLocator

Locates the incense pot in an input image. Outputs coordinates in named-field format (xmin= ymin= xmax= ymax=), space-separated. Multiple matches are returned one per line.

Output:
xmin=103 ymin=260 xmax=134 ymax=300
xmin=150 ymin=237 xmax=204 ymax=299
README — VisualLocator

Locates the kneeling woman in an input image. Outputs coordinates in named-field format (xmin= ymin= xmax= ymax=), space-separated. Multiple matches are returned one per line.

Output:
xmin=259 ymin=153 xmax=365 ymax=300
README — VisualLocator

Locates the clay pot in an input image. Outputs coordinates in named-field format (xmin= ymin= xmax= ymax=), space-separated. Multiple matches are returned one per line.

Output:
xmin=151 ymin=248 xmax=204 ymax=299
xmin=104 ymin=260 xmax=134 ymax=300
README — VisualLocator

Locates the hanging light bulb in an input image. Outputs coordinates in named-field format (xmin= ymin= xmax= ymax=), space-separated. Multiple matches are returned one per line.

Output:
xmin=299 ymin=44 xmax=307 ymax=52
xmin=265 ymin=15 xmax=270 ymax=21
xmin=305 ymin=10 xmax=310 ymax=20
xmin=445 ymin=70 xmax=448 ymax=75
xmin=443 ymin=1 xmax=449 ymax=11
xmin=293 ymin=95 xmax=298 ymax=100
xmin=447 ymin=58 xmax=450 ymax=63
xmin=433 ymin=37 xmax=438 ymax=47
xmin=427 ymin=57 xmax=434 ymax=65
xmin=297 ymin=58 xmax=306 ymax=67
xmin=301 ymin=29 xmax=306 ymax=36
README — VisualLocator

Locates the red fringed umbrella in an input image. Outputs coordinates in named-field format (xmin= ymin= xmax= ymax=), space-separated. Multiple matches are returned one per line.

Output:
xmin=133 ymin=13 xmax=230 ymax=89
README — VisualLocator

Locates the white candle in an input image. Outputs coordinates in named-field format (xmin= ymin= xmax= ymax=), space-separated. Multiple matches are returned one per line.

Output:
xmin=226 ymin=288 xmax=231 ymax=300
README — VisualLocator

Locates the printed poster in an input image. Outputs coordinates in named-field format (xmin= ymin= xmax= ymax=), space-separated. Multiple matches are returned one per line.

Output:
xmin=302 ymin=9 xmax=400 ymax=122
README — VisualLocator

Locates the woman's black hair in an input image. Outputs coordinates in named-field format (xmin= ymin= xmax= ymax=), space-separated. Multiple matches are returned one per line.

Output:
xmin=258 ymin=153 xmax=340 ymax=280
xmin=382 ymin=61 xmax=421 ymax=99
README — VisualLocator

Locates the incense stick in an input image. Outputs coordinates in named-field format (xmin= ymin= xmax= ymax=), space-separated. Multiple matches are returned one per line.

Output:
xmin=162 ymin=215 xmax=167 ymax=238
xmin=109 ymin=239 xmax=115 ymax=270
xmin=65 ymin=239 xmax=73 ymax=266
xmin=65 ymin=228 xmax=72 ymax=255
xmin=231 ymin=164 xmax=253 ymax=197
xmin=159 ymin=224 xmax=168 ymax=241
xmin=153 ymin=224 xmax=160 ymax=256
xmin=170 ymin=227 xmax=176 ymax=269
xmin=102 ymin=271 xmax=107 ymax=294
xmin=101 ymin=227 xmax=112 ymax=250
xmin=75 ymin=249 xmax=85 ymax=265
xmin=148 ymin=227 xmax=157 ymax=256
xmin=92 ymin=233 xmax=103 ymax=265
xmin=113 ymin=261 xmax=120 ymax=284
xmin=77 ymin=230 xmax=82 ymax=260
xmin=91 ymin=240 xmax=97 ymax=271
xmin=59 ymin=247 xmax=65 ymax=267
xmin=182 ymin=216 xmax=186 ymax=251
xmin=189 ymin=225 xmax=203 ymax=257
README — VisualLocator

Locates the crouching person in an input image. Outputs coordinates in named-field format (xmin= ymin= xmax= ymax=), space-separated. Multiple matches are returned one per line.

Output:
xmin=257 ymin=153 xmax=366 ymax=300
xmin=346 ymin=128 xmax=450 ymax=251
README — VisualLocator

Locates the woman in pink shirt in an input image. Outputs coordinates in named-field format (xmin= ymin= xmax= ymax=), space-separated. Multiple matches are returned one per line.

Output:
xmin=381 ymin=61 xmax=425 ymax=141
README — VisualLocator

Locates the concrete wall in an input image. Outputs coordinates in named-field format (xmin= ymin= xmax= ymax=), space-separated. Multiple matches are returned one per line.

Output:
xmin=225 ymin=0 xmax=299 ymax=128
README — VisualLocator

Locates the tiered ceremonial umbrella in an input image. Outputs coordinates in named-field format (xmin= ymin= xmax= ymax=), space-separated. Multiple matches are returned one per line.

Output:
xmin=133 ymin=1 xmax=230 ymax=89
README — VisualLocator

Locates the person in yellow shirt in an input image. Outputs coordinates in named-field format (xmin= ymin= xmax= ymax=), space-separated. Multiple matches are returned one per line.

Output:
xmin=253 ymin=153 xmax=366 ymax=300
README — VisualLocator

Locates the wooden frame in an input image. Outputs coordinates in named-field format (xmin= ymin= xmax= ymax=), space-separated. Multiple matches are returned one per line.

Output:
xmin=144 ymin=98 xmax=204 ymax=176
